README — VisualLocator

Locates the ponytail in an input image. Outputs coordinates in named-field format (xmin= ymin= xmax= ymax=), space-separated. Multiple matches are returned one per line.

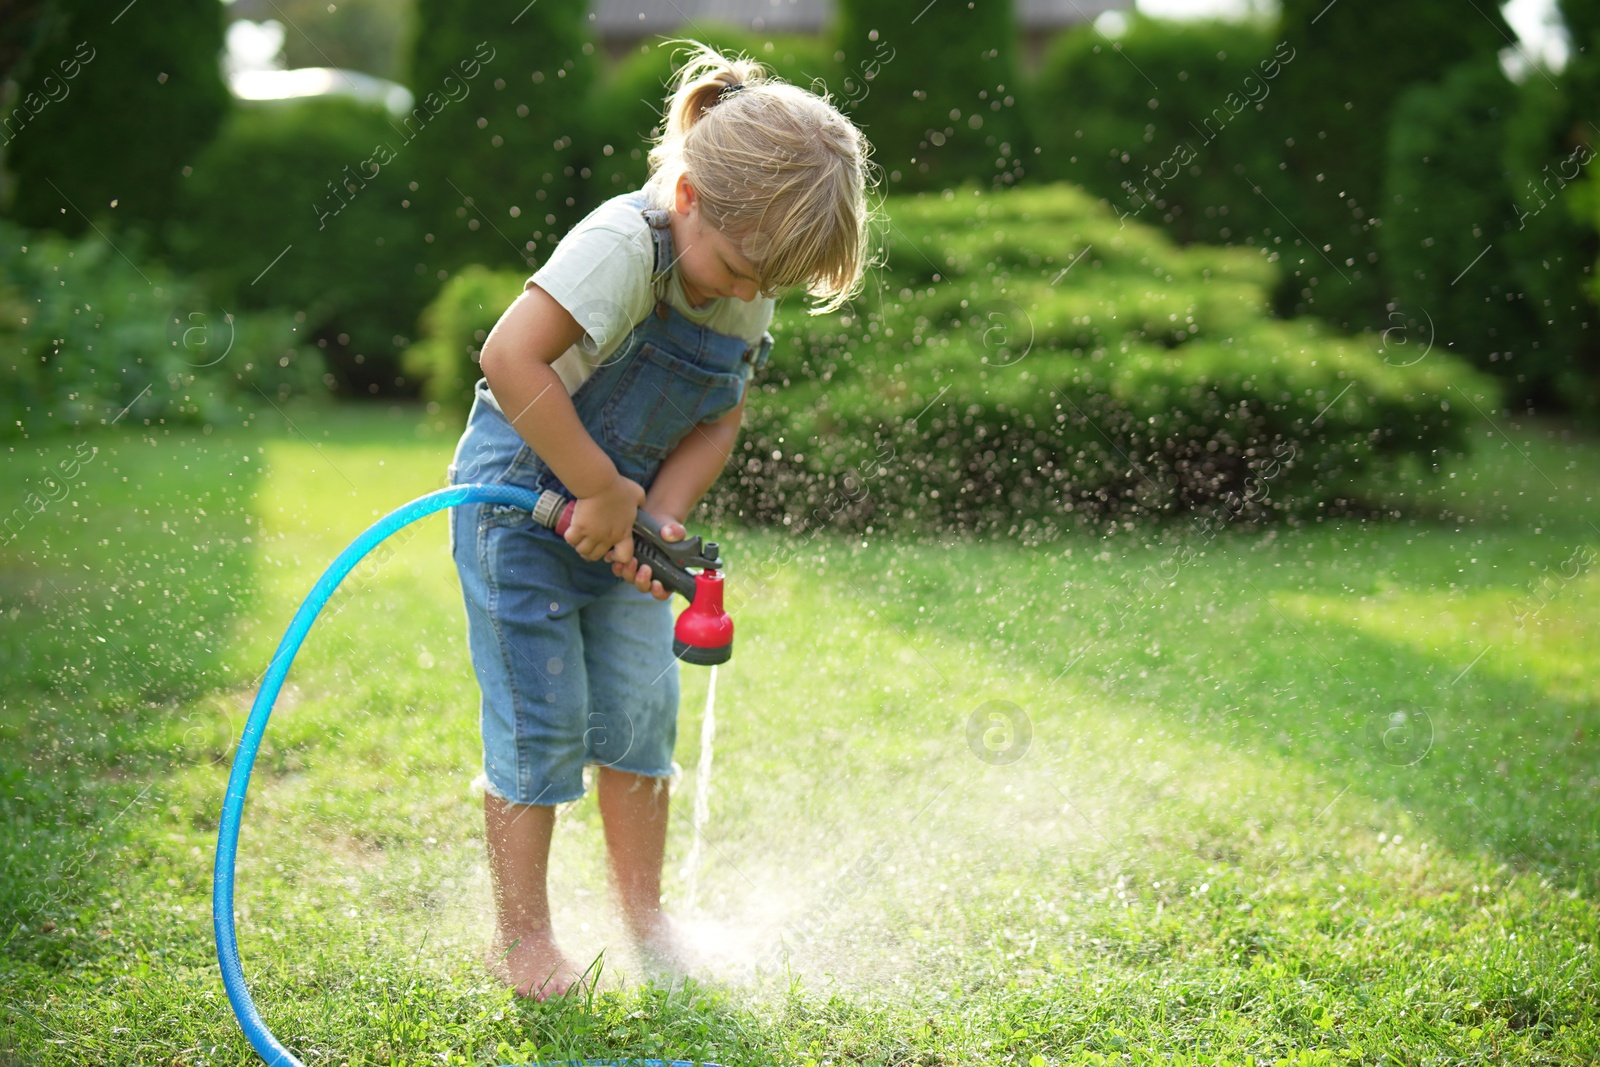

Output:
xmin=644 ymin=40 xmax=881 ymax=315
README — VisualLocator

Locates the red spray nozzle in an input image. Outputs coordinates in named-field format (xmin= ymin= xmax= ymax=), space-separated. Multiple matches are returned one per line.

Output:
xmin=540 ymin=492 xmax=731 ymax=665
xmin=673 ymin=568 xmax=732 ymax=665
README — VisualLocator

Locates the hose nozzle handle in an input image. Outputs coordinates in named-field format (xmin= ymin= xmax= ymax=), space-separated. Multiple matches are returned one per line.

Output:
xmin=532 ymin=488 xmax=717 ymax=602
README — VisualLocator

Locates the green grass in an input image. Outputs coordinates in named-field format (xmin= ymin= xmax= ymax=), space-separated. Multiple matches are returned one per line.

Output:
xmin=2 ymin=403 xmax=1597 ymax=1066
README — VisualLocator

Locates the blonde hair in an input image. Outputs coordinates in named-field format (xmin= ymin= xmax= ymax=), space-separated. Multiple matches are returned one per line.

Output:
xmin=643 ymin=40 xmax=880 ymax=315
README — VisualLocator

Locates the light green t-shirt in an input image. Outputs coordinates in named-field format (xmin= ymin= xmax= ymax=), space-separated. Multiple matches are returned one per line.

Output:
xmin=506 ymin=187 xmax=775 ymax=401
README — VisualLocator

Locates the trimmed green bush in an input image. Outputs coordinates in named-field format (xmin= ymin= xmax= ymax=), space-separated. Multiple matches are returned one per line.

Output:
xmin=1027 ymin=14 xmax=1287 ymax=248
xmin=404 ymin=265 xmax=527 ymax=410
xmin=404 ymin=188 xmax=1499 ymax=537
xmin=275 ymin=0 xmax=410 ymax=82
xmin=0 ymin=220 xmax=323 ymax=439
xmin=1562 ymin=0 xmax=1600 ymax=126
xmin=0 ymin=1 xmax=51 ymax=87
xmin=700 ymin=182 xmax=1498 ymax=537
xmin=1503 ymin=73 xmax=1599 ymax=417
xmin=168 ymin=97 xmax=428 ymax=397
xmin=835 ymin=0 xmax=1029 ymax=192
xmin=1501 ymin=0 xmax=1600 ymax=414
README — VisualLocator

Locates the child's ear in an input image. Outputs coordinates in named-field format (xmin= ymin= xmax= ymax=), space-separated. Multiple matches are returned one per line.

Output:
xmin=674 ymin=174 xmax=699 ymax=215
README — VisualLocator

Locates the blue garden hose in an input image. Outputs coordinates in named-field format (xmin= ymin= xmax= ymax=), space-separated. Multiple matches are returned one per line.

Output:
xmin=213 ymin=483 xmax=723 ymax=1067
xmin=212 ymin=484 xmax=541 ymax=1066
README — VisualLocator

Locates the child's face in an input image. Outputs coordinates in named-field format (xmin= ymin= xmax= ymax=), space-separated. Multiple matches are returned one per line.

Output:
xmin=670 ymin=174 xmax=764 ymax=307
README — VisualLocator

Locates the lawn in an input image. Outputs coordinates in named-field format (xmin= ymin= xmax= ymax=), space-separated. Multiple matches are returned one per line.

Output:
xmin=1 ymin=402 xmax=1597 ymax=1066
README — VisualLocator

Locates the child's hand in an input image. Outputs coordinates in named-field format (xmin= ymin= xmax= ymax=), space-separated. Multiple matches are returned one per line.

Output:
xmin=566 ymin=475 xmax=645 ymax=562
xmin=609 ymin=513 xmax=685 ymax=600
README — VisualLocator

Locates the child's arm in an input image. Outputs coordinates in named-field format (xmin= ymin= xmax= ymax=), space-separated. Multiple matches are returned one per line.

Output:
xmin=611 ymin=388 xmax=747 ymax=599
xmin=480 ymin=284 xmax=646 ymax=563
xmin=646 ymin=388 xmax=746 ymax=525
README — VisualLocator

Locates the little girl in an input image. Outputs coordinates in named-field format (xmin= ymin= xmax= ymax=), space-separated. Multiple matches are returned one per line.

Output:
xmin=446 ymin=42 xmax=874 ymax=999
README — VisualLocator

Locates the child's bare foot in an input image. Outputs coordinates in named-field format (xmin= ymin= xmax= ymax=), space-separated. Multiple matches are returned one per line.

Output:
xmin=630 ymin=912 xmax=698 ymax=979
xmin=487 ymin=931 xmax=586 ymax=1001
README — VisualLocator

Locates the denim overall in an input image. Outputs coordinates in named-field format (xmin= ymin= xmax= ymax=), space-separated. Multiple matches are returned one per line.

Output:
xmin=448 ymin=196 xmax=773 ymax=807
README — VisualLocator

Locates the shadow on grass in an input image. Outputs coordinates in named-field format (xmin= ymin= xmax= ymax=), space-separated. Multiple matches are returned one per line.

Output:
xmin=805 ymin=417 xmax=1598 ymax=893
xmin=0 ymin=422 xmax=265 ymax=970
xmin=901 ymin=515 xmax=1599 ymax=894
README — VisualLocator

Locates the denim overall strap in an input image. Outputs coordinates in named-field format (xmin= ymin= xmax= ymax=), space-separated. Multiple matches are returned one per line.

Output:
xmin=452 ymin=196 xmax=778 ymax=503
xmin=515 ymin=203 xmax=770 ymax=498
xmin=641 ymin=202 xmax=775 ymax=371
xmin=642 ymin=205 xmax=675 ymax=307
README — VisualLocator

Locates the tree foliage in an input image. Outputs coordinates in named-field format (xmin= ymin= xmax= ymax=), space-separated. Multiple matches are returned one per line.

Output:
xmin=1270 ymin=0 xmax=1515 ymax=329
xmin=6 ymin=0 xmax=229 ymax=242
xmin=835 ymin=0 xmax=1029 ymax=192
xmin=405 ymin=0 xmax=598 ymax=276
xmin=170 ymin=97 xmax=427 ymax=396
xmin=1029 ymin=14 xmax=1286 ymax=247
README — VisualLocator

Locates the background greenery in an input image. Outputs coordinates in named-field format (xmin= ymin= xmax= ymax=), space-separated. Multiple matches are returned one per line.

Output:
xmin=5 ymin=0 xmax=229 ymax=240
xmin=169 ymin=96 xmax=427 ymax=397
xmin=1026 ymin=15 xmax=1286 ymax=248
xmin=837 ymin=0 xmax=1030 ymax=192
xmin=0 ymin=217 xmax=323 ymax=436
xmin=1 ymin=2 xmax=1597 ymax=1061
xmin=3 ymin=0 xmax=1595 ymax=427
xmin=406 ymin=0 xmax=597 ymax=280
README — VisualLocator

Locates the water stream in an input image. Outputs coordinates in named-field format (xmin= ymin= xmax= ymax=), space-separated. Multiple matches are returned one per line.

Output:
xmin=680 ymin=662 xmax=718 ymax=912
